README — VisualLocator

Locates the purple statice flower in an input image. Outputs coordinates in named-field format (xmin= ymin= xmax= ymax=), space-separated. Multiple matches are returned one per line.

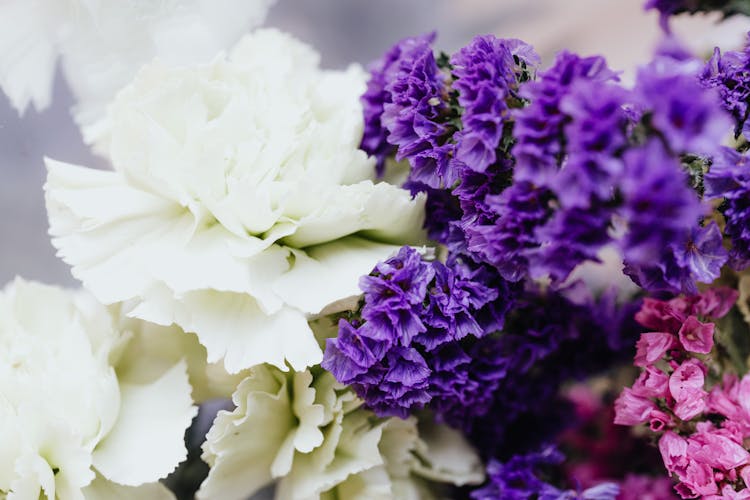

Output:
xmin=322 ymin=246 xmax=516 ymax=419
xmin=513 ymin=51 xmax=618 ymax=186
xmin=451 ymin=35 xmax=540 ymax=173
xmin=427 ymin=337 xmax=507 ymax=426
xmin=379 ymin=33 xmax=457 ymax=190
xmin=465 ymin=53 xmax=625 ymax=284
xmin=705 ymin=146 xmax=750 ymax=270
xmin=624 ymin=221 xmax=727 ymax=295
xmin=555 ymin=79 xmax=630 ymax=208
xmin=359 ymin=245 xmax=434 ymax=345
xmin=472 ymin=446 xmax=619 ymax=500
xmin=356 ymin=346 xmax=433 ymax=418
xmin=619 ymin=139 xmax=726 ymax=294
xmin=635 ymin=50 xmax=731 ymax=158
xmin=701 ymin=38 xmax=750 ymax=141
xmin=470 ymin=446 xmax=565 ymax=500
xmin=529 ymin=204 xmax=613 ymax=282
xmin=619 ymin=139 xmax=705 ymax=266
xmin=464 ymin=181 xmax=555 ymax=282
xmin=527 ymin=78 xmax=631 ymax=282
xmin=421 ymin=187 xmax=464 ymax=245
xmin=618 ymin=44 xmax=730 ymax=294
xmin=360 ymin=32 xmax=439 ymax=176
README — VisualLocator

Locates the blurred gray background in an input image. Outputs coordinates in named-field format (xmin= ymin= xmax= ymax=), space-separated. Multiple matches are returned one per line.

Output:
xmin=2 ymin=0 xmax=749 ymax=287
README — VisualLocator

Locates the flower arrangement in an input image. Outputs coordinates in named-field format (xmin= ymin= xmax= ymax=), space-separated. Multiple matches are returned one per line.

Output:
xmin=6 ymin=1 xmax=750 ymax=499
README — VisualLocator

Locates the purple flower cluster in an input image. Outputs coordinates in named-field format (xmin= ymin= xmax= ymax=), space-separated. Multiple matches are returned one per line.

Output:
xmin=701 ymin=38 xmax=750 ymax=141
xmin=620 ymin=51 xmax=730 ymax=293
xmin=513 ymin=52 xmax=619 ymax=185
xmin=705 ymin=147 xmax=750 ymax=270
xmin=471 ymin=446 xmax=619 ymax=500
xmin=464 ymin=52 xmax=625 ymax=283
xmin=360 ymin=32 xmax=451 ymax=180
xmin=361 ymin=29 xmax=736 ymax=297
xmin=360 ymin=33 xmax=540 ymax=251
xmin=321 ymin=246 xmax=515 ymax=418
xmin=451 ymin=35 xmax=540 ymax=173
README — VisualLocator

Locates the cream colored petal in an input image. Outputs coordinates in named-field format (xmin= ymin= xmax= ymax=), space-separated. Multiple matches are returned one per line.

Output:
xmin=0 ymin=0 xmax=58 ymax=114
xmin=161 ymin=291 xmax=321 ymax=373
xmin=82 ymin=473 xmax=175 ymax=500
xmin=63 ymin=0 xmax=276 ymax=146
xmin=410 ymin=422 xmax=484 ymax=486
xmin=276 ymin=410 xmax=385 ymax=500
xmin=273 ymin=237 xmax=399 ymax=315
xmin=93 ymin=361 xmax=196 ymax=486
xmin=46 ymin=159 xmax=287 ymax=311
xmin=283 ymin=182 xmax=426 ymax=248
xmin=113 ymin=313 xmax=248 ymax=403
xmin=198 ymin=366 xmax=295 ymax=500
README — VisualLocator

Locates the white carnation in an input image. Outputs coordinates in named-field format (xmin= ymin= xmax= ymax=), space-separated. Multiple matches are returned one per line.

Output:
xmin=0 ymin=0 xmax=274 ymax=143
xmin=45 ymin=28 xmax=426 ymax=374
xmin=198 ymin=365 xmax=482 ymax=500
xmin=0 ymin=278 xmax=197 ymax=499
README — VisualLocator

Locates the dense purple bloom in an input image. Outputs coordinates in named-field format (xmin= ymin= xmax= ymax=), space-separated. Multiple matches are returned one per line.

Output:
xmin=513 ymin=51 xmax=618 ymax=186
xmin=619 ymin=139 xmax=726 ymax=294
xmin=471 ymin=446 xmax=619 ymax=500
xmin=378 ymin=33 xmax=457 ymax=190
xmin=619 ymin=140 xmax=705 ymax=267
xmin=701 ymin=39 xmax=750 ymax=141
xmin=529 ymin=205 xmax=613 ymax=282
xmin=635 ymin=53 xmax=731 ymax=157
xmin=624 ymin=221 xmax=727 ymax=294
xmin=705 ymin=146 xmax=750 ymax=269
xmin=555 ymin=79 xmax=630 ymax=208
xmin=471 ymin=446 xmax=564 ymax=500
xmin=360 ymin=33 xmax=434 ymax=175
xmin=465 ymin=287 xmax=643 ymax=459
xmin=421 ymin=187 xmax=464 ymax=246
xmin=451 ymin=35 xmax=540 ymax=172
xmin=463 ymin=53 xmax=625 ymax=284
xmin=464 ymin=181 xmax=554 ymax=282
xmin=428 ymin=337 xmax=507 ymax=425
xmin=359 ymin=246 xmax=434 ymax=345
xmin=322 ymin=246 xmax=516 ymax=418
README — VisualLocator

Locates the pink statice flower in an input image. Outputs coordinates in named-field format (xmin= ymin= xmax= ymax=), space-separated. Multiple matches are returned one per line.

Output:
xmin=614 ymin=387 xmax=658 ymax=425
xmin=635 ymin=331 xmax=677 ymax=367
xmin=614 ymin=287 xmax=750 ymax=497
xmin=677 ymin=315 xmax=715 ymax=354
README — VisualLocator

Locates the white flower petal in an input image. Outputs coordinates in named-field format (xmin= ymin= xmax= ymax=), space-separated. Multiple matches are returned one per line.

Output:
xmin=274 ymin=237 xmax=400 ymax=315
xmin=283 ymin=182 xmax=427 ymax=248
xmin=198 ymin=366 xmax=295 ymax=500
xmin=92 ymin=361 xmax=197 ymax=486
xmin=0 ymin=0 xmax=58 ymax=114
xmin=158 ymin=291 xmax=321 ymax=373
xmin=82 ymin=474 xmax=175 ymax=500
xmin=410 ymin=422 xmax=485 ymax=486
xmin=1 ymin=280 xmax=192 ymax=498
xmin=64 ymin=0 xmax=275 ymax=144
xmin=277 ymin=409 xmax=384 ymax=500
xmin=113 ymin=313 xmax=248 ymax=403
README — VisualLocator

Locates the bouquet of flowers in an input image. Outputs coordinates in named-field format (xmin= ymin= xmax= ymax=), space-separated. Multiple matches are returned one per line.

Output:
xmin=5 ymin=0 xmax=750 ymax=499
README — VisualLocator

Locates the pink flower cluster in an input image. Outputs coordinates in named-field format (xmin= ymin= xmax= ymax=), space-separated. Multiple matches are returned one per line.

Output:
xmin=613 ymin=288 xmax=750 ymax=499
